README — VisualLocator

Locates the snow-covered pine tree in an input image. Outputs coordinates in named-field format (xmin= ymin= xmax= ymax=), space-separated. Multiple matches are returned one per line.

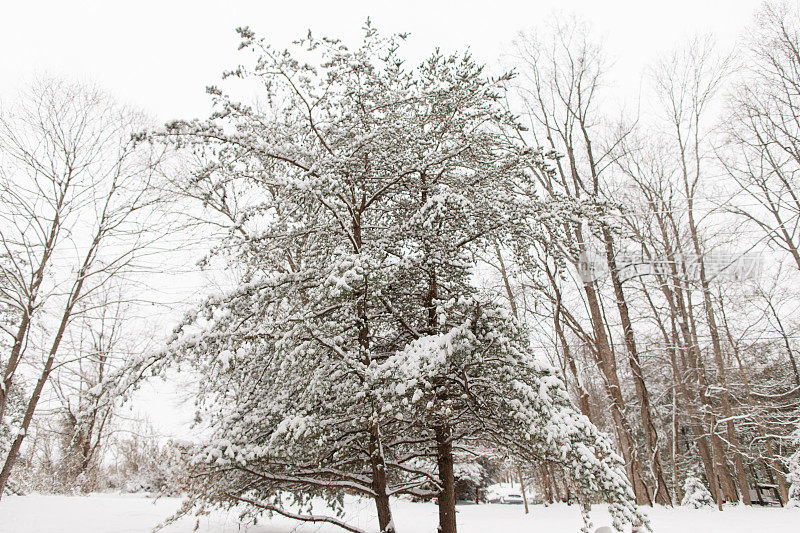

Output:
xmin=372 ymin=302 xmax=647 ymax=532
xmin=158 ymin=22 xmax=646 ymax=533
xmin=160 ymin=24 xmax=473 ymax=533
xmin=680 ymin=476 xmax=714 ymax=508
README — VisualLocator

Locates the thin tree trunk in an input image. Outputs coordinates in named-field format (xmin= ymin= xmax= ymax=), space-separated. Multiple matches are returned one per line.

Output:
xmin=666 ymin=279 xmax=721 ymax=505
xmin=681 ymin=127 xmax=750 ymax=502
xmin=647 ymin=213 xmax=725 ymax=505
xmin=764 ymin=298 xmax=800 ymax=387
xmin=0 ymin=218 xmax=102 ymax=495
xmin=517 ymin=466 xmax=529 ymax=514
xmin=642 ymin=282 xmax=684 ymax=505
xmin=680 ymin=266 xmax=739 ymax=503
xmin=543 ymin=266 xmax=593 ymax=419
xmin=558 ymin=316 xmax=592 ymax=419
xmin=494 ymin=241 xmax=518 ymax=319
xmin=0 ymin=176 xmax=70 ymax=425
xmin=671 ymin=379 xmax=682 ymax=504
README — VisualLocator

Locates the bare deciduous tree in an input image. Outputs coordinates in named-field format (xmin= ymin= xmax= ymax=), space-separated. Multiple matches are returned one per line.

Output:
xmin=0 ymin=78 xmax=168 ymax=496
xmin=511 ymin=15 xmax=670 ymax=505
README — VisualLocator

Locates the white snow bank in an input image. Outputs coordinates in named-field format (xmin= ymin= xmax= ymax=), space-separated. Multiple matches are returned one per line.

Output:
xmin=0 ymin=493 xmax=798 ymax=532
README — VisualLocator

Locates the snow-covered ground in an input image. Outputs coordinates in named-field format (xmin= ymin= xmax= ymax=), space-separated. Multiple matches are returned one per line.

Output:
xmin=1 ymin=493 xmax=798 ymax=532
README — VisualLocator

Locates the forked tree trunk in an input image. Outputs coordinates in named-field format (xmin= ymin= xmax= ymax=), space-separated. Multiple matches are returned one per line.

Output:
xmin=697 ymin=275 xmax=750 ymax=504
xmin=497 ymin=242 xmax=594 ymax=420
xmin=643 ymin=282 xmax=684 ymax=505
xmin=557 ymin=318 xmax=592 ymax=419
xmin=686 ymin=308 xmax=739 ymax=504
xmin=0 ymin=231 xmax=97 ymax=497
xmin=601 ymin=224 xmax=672 ymax=505
xmin=0 ymin=301 xmax=75 ymax=494
xmin=674 ymin=250 xmax=739 ymax=504
xmin=582 ymin=281 xmax=652 ymax=505
xmin=544 ymin=266 xmax=593 ymax=420
xmin=0 ymin=183 xmax=67 ymax=429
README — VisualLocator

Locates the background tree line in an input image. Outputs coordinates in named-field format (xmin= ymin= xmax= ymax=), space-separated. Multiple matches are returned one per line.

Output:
xmin=496 ymin=1 xmax=800 ymax=509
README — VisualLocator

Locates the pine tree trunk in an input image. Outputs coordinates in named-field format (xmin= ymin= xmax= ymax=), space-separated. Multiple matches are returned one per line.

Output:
xmin=352 ymin=210 xmax=397 ymax=530
xmin=369 ymin=430 xmax=395 ymax=533
xmin=435 ymin=425 xmax=457 ymax=533
xmin=539 ymin=463 xmax=553 ymax=504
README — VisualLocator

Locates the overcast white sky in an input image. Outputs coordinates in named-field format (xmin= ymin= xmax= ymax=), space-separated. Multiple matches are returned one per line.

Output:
xmin=0 ymin=0 xmax=771 ymax=438
xmin=1 ymin=0 xmax=766 ymax=122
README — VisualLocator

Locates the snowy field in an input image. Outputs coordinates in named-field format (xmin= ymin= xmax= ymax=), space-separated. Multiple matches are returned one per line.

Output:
xmin=1 ymin=494 xmax=798 ymax=533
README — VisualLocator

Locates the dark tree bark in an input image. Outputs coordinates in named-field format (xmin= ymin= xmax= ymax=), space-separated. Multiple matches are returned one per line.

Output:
xmin=435 ymin=425 xmax=457 ymax=533
xmin=369 ymin=431 xmax=395 ymax=533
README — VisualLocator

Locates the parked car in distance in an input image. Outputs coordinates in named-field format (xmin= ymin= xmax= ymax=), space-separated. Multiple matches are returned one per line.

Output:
xmin=501 ymin=492 xmax=524 ymax=504
xmin=485 ymin=482 xmax=538 ymax=504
